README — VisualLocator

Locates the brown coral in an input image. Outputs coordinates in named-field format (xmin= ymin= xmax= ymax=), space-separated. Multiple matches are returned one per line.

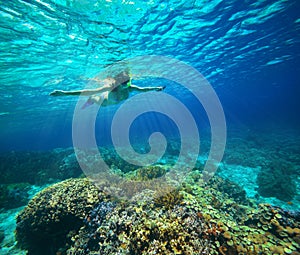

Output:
xmin=16 ymin=178 xmax=105 ymax=255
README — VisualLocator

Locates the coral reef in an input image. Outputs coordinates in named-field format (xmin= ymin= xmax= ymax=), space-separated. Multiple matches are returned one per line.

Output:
xmin=219 ymin=129 xmax=300 ymax=207
xmin=134 ymin=165 xmax=167 ymax=181
xmin=2 ymin=129 xmax=297 ymax=255
xmin=257 ymin=160 xmax=296 ymax=201
xmin=208 ymin=176 xmax=248 ymax=205
xmin=153 ymin=186 xmax=183 ymax=210
xmin=67 ymin=190 xmax=212 ymax=255
xmin=0 ymin=183 xmax=30 ymax=209
xmin=84 ymin=201 xmax=116 ymax=231
xmin=0 ymin=149 xmax=82 ymax=185
xmin=15 ymin=178 xmax=107 ymax=255
xmin=15 ymin=168 xmax=300 ymax=255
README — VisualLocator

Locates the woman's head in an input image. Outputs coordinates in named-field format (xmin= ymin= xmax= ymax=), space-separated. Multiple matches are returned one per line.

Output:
xmin=115 ymin=71 xmax=130 ymax=84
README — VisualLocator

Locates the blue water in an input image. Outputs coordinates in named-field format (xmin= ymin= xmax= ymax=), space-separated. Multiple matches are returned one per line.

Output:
xmin=1 ymin=1 xmax=300 ymax=254
xmin=0 ymin=0 xmax=299 ymax=151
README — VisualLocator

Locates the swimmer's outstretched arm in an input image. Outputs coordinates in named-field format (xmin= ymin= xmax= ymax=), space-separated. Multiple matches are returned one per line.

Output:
xmin=49 ymin=84 xmax=113 ymax=97
xmin=50 ymin=77 xmax=118 ymax=96
xmin=129 ymin=84 xmax=166 ymax=92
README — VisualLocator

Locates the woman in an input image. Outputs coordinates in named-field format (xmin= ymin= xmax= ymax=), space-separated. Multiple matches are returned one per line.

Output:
xmin=50 ymin=71 xmax=165 ymax=108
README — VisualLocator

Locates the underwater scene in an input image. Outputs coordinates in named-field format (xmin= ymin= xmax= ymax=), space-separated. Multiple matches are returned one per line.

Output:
xmin=0 ymin=0 xmax=300 ymax=254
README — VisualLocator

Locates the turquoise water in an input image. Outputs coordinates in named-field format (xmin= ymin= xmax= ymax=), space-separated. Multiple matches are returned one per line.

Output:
xmin=0 ymin=0 xmax=300 ymax=254
xmin=0 ymin=0 xmax=299 ymax=150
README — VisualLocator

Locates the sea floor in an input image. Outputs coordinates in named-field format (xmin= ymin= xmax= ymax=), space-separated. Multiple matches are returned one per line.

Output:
xmin=0 ymin=128 xmax=299 ymax=254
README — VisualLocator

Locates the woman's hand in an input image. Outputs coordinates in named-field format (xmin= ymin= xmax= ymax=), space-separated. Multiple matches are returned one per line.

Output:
xmin=155 ymin=86 xmax=166 ymax=91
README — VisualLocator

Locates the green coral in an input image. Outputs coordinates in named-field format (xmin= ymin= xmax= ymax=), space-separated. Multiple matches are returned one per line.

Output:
xmin=153 ymin=186 xmax=183 ymax=210
xmin=135 ymin=165 xmax=166 ymax=181
xmin=208 ymin=176 xmax=248 ymax=205
xmin=16 ymin=178 xmax=105 ymax=255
